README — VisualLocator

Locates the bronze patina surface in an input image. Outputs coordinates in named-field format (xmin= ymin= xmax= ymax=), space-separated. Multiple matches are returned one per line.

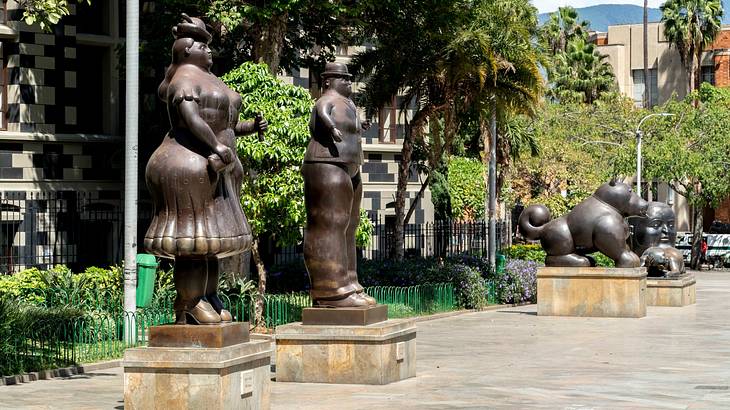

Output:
xmin=302 ymin=305 xmax=388 ymax=326
xmin=519 ymin=181 xmax=648 ymax=268
xmin=628 ymin=201 xmax=685 ymax=277
xmin=302 ymin=62 xmax=376 ymax=309
xmin=148 ymin=322 xmax=250 ymax=348
xmin=143 ymin=14 xmax=267 ymax=325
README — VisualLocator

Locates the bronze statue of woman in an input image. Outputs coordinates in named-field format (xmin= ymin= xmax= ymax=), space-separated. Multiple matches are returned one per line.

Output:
xmin=145 ymin=14 xmax=267 ymax=324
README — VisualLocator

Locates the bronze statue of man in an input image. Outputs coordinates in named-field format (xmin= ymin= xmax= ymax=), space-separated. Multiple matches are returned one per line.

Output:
xmin=302 ymin=62 xmax=376 ymax=308
xmin=628 ymin=201 xmax=685 ymax=277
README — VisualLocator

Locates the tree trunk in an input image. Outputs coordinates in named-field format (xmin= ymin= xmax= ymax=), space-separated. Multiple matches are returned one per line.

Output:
xmin=690 ymin=206 xmax=703 ymax=270
xmin=393 ymin=129 xmax=412 ymax=261
xmin=252 ymin=13 xmax=288 ymax=74
xmin=250 ymin=238 xmax=267 ymax=326
xmin=404 ymin=175 xmax=431 ymax=225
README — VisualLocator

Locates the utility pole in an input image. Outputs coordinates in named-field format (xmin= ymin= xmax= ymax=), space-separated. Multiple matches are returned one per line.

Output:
xmin=123 ymin=0 xmax=139 ymax=343
xmin=488 ymin=101 xmax=497 ymax=274
xmin=643 ymin=0 xmax=650 ymax=109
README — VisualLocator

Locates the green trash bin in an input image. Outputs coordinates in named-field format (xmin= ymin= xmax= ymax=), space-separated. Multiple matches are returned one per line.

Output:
xmin=495 ymin=252 xmax=506 ymax=275
xmin=136 ymin=254 xmax=158 ymax=308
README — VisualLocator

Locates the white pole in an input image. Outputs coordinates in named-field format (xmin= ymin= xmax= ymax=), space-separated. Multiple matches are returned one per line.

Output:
xmin=123 ymin=0 xmax=139 ymax=343
xmin=636 ymin=130 xmax=642 ymax=198
xmin=488 ymin=101 xmax=497 ymax=273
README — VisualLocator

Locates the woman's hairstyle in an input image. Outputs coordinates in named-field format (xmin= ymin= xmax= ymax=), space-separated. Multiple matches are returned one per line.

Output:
xmin=158 ymin=14 xmax=212 ymax=101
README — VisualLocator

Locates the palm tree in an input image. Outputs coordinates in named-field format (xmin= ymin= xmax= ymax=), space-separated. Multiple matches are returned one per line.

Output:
xmin=443 ymin=0 xmax=544 ymax=265
xmin=540 ymin=6 xmax=590 ymax=56
xmin=661 ymin=0 xmax=723 ymax=94
xmin=550 ymin=38 xmax=616 ymax=104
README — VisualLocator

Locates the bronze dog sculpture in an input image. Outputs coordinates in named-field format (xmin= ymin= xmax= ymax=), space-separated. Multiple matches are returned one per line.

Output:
xmin=518 ymin=181 xmax=648 ymax=268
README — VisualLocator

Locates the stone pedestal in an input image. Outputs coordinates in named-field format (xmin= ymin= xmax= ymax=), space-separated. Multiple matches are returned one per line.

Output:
xmin=537 ymin=266 xmax=647 ymax=318
xmin=124 ymin=324 xmax=272 ymax=410
xmin=646 ymin=273 xmax=696 ymax=307
xmin=302 ymin=304 xmax=387 ymax=325
xmin=275 ymin=319 xmax=416 ymax=385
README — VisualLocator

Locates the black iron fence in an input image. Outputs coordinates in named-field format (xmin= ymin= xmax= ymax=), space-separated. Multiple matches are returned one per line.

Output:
xmin=272 ymin=218 xmax=508 ymax=265
xmin=0 ymin=191 xmax=153 ymax=274
xmin=2 ymin=190 xmax=507 ymax=274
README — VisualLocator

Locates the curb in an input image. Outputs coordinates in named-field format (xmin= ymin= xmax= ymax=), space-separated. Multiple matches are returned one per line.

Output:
xmin=1 ymin=359 xmax=121 ymax=387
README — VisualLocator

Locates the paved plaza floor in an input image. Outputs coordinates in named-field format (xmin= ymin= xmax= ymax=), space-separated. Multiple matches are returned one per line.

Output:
xmin=1 ymin=270 xmax=729 ymax=409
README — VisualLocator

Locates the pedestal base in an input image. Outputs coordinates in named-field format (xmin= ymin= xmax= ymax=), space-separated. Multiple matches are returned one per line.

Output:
xmin=647 ymin=273 xmax=696 ymax=306
xmin=148 ymin=322 xmax=249 ymax=348
xmin=302 ymin=304 xmax=387 ymax=325
xmin=275 ymin=319 xmax=416 ymax=385
xmin=123 ymin=338 xmax=271 ymax=410
xmin=537 ymin=267 xmax=647 ymax=318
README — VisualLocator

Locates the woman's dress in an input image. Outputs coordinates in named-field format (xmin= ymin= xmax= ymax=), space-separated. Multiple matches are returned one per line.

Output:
xmin=144 ymin=66 xmax=251 ymax=259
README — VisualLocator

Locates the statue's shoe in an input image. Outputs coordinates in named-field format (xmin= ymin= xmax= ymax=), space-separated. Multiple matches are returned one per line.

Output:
xmin=176 ymin=300 xmax=222 ymax=324
xmin=206 ymin=294 xmax=233 ymax=322
xmin=314 ymin=293 xmax=370 ymax=308
xmin=357 ymin=291 xmax=377 ymax=306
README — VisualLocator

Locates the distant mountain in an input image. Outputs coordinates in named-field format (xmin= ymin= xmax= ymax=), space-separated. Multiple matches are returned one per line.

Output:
xmin=538 ymin=4 xmax=730 ymax=32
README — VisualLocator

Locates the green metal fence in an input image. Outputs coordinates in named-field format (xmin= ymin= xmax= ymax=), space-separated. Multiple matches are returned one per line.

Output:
xmin=1 ymin=283 xmax=457 ymax=376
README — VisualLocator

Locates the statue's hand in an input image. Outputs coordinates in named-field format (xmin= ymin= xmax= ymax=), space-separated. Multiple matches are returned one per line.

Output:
xmin=332 ymin=127 xmax=343 ymax=142
xmin=643 ymin=247 xmax=668 ymax=269
xmin=361 ymin=119 xmax=372 ymax=130
xmin=254 ymin=116 xmax=268 ymax=133
xmin=214 ymin=144 xmax=234 ymax=165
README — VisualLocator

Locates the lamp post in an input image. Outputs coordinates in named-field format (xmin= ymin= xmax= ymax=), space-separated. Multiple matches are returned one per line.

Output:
xmin=636 ymin=113 xmax=674 ymax=198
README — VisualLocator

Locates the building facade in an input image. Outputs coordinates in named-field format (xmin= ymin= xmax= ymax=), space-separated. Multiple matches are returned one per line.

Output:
xmin=0 ymin=4 xmax=434 ymax=272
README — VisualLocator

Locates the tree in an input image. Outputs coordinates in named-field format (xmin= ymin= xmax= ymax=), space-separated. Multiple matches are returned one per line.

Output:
xmin=208 ymin=0 xmax=355 ymax=74
xmin=222 ymin=62 xmax=312 ymax=324
xmin=549 ymin=38 xmax=617 ymax=104
xmin=447 ymin=157 xmax=486 ymax=221
xmin=642 ymin=84 xmax=730 ymax=268
xmin=511 ymin=96 xmax=641 ymax=217
xmin=661 ymin=0 xmax=723 ymax=94
xmin=351 ymin=0 xmax=466 ymax=259
xmin=539 ymin=6 xmax=589 ymax=56
xmin=18 ymin=0 xmax=90 ymax=31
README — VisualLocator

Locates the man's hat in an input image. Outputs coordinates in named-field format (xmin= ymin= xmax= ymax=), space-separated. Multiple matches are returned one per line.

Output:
xmin=321 ymin=62 xmax=352 ymax=79
xmin=172 ymin=13 xmax=212 ymax=44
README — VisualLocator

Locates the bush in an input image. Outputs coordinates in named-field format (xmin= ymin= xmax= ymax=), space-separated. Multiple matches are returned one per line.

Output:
xmin=496 ymin=259 xmax=538 ymax=304
xmin=503 ymin=244 xmax=615 ymax=267
xmin=503 ymin=244 xmax=546 ymax=264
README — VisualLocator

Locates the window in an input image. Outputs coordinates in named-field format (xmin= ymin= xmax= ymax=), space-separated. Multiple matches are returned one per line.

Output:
xmin=378 ymin=96 xmax=398 ymax=144
xmin=701 ymin=65 xmax=715 ymax=86
xmin=633 ymin=69 xmax=658 ymax=107
xmin=76 ymin=0 xmax=122 ymax=136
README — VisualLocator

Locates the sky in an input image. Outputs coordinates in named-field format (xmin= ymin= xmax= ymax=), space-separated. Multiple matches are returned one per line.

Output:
xmin=531 ymin=0 xmax=664 ymax=14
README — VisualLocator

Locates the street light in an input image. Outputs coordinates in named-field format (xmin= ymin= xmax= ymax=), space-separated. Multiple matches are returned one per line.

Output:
xmin=636 ymin=113 xmax=674 ymax=198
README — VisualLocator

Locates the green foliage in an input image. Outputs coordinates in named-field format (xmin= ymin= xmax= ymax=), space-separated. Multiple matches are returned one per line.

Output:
xmin=355 ymin=209 xmax=375 ymax=248
xmin=0 ymin=268 xmax=47 ymax=304
xmin=222 ymin=62 xmax=313 ymax=246
xmin=448 ymin=157 xmax=486 ymax=220
xmin=20 ymin=0 xmax=91 ymax=31
xmin=549 ymin=37 xmax=616 ymax=104
xmin=539 ymin=6 xmax=589 ymax=55
xmin=511 ymin=97 xmax=640 ymax=211
xmin=503 ymin=244 xmax=546 ymax=263
xmin=503 ymin=244 xmax=614 ymax=267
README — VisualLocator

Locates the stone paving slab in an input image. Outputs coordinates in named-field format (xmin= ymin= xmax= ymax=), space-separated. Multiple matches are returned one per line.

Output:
xmin=1 ymin=270 xmax=729 ymax=409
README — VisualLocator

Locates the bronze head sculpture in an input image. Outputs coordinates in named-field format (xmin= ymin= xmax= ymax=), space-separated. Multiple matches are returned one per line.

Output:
xmin=145 ymin=14 xmax=267 ymax=324
xmin=301 ymin=62 xmax=376 ymax=308
xmin=628 ymin=201 xmax=685 ymax=277
xmin=518 ymin=181 xmax=648 ymax=268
